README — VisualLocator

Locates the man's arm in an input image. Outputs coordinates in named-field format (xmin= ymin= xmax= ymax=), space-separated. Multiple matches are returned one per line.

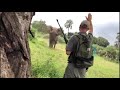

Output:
xmin=88 ymin=20 xmax=93 ymax=33
xmin=66 ymin=35 xmax=76 ymax=55
xmin=86 ymin=13 xmax=93 ymax=34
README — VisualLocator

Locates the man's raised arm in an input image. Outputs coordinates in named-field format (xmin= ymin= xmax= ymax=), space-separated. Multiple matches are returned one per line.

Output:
xmin=86 ymin=13 xmax=93 ymax=34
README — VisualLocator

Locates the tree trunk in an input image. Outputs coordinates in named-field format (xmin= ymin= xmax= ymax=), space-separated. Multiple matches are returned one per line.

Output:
xmin=0 ymin=12 xmax=34 ymax=78
xmin=68 ymin=28 xmax=70 ymax=39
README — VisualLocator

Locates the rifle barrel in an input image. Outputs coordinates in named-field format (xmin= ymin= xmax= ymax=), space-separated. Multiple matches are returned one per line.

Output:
xmin=56 ymin=19 xmax=68 ymax=44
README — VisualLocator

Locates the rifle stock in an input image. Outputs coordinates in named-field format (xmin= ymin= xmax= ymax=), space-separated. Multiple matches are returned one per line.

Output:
xmin=56 ymin=19 xmax=68 ymax=44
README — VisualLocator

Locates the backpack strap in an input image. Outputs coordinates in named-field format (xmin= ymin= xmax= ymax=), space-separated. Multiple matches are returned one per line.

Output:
xmin=74 ymin=34 xmax=80 ymax=56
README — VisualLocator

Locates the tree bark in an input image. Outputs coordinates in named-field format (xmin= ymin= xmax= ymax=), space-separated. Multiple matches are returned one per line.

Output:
xmin=0 ymin=12 xmax=34 ymax=78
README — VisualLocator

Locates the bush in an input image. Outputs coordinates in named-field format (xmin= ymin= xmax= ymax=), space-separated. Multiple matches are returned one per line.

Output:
xmin=115 ymin=50 xmax=119 ymax=63
xmin=93 ymin=44 xmax=119 ymax=63
xmin=43 ymin=34 xmax=49 ymax=39
xmin=105 ymin=46 xmax=116 ymax=58
xmin=99 ymin=49 xmax=106 ymax=57
xmin=32 ymin=57 xmax=60 ymax=78
xmin=93 ymin=36 xmax=110 ymax=47
xmin=32 ymin=20 xmax=48 ymax=34
xmin=58 ymin=36 xmax=65 ymax=43
xmin=93 ymin=44 xmax=104 ymax=55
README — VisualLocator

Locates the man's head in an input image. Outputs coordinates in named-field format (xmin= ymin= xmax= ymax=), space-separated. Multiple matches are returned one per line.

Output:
xmin=79 ymin=20 xmax=90 ymax=33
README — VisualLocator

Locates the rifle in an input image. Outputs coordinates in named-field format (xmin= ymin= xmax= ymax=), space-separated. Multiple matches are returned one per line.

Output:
xmin=56 ymin=19 xmax=68 ymax=44
xmin=29 ymin=29 xmax=34 ymax=38
xmin=29 ymin=12 xmax=35 ymax=38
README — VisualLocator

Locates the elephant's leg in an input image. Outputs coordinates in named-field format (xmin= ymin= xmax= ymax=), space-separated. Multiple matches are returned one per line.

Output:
xmin=49 ymin=43 xmax=52 ymax=48
xmin=50 ymin=44 xmax=53 ymax=48
xmin=49 ymin=40 xmax=51 ymax=48
xmin=49 ymin=39 xmax=53 ymax=48
xmin=51 ymin=42 xmax=54 ymax=48
xmin=54 ymin=44 xmax=56 ymax=48
xmin=54 ymin=40 xmax=57 ymax=49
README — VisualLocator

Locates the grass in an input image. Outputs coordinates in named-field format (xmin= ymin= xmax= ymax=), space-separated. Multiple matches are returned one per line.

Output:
xmin=86 ymin=55 xmax=119 ymax=78
xmin=29 ymin=38 xmax=67 ymax=78
xmin=29 ymin=34 xmax=119 ymax=78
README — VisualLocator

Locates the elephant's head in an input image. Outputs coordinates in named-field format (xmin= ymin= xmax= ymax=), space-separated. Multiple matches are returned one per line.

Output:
xmin=57 ymin=28 xmax=61 ymax=35
xmin=48 ymin=26 xmax=61 ymax=36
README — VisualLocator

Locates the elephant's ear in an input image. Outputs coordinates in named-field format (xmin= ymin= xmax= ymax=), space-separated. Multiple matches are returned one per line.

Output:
xmin=48 ymin=26 xmax=53 ymax=33
xmin=50 ymin=26 xmax=53 ymax=30
xmin=57 ymin=28 xmax=62 ymax=35
xmin=58 ymin=28 xmax=60 ymax=31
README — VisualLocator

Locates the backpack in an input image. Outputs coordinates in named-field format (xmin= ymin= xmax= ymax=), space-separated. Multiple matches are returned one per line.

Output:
xmin=72 ymin=33 xmax=94 ymax=68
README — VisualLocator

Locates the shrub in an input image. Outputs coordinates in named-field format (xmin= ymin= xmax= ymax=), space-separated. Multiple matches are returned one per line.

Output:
xmin=32 ymin=58 xmax=60 ymax=78
xmin=58 ymin=36 xmax=65 ymax=43
xmin=43 ymin=34 xmax=49 ymax=39
xmin=93 ymin=44 xmax=119 ymax=63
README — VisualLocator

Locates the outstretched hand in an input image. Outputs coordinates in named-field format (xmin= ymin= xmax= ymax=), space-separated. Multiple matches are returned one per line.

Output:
xmin=85 ymin=13 xmax=92 ymax=21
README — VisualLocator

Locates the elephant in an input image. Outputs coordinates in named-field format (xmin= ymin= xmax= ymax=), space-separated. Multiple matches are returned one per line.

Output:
xmin=48 ymin=26 xmax=61 ymax=48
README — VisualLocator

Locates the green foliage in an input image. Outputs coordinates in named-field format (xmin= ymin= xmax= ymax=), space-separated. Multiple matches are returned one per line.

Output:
xmin=32 ymin=58 xmax=60 ymax=78
xmin=32 ymin=21 xmax=40 ymax=29
xmin=97 ymin=37 xmax=109 ymax=47
xmin=114 ymin=32 xmax=120 ymax=48
xmin=105 ymin=46 xmax=117 ymax=61
xmin=60 ymin=33 xmax=64 ymax=38
xmin=42 ymin=34 xmax=49 ymax=39
xmin=116 ymin=33 xmax=120 ymax=41
xmin=93 ymin=36 xmax=98 ymax=44
xmin=93 ymin=44 xmax=119 ymax=63
xmin=32 ymin=20 xmax=48 ymax=34
xmin=93 ymin=36 xmax=110 ymax=47
xmin=58 ymin=36 xmax=65 ymax=43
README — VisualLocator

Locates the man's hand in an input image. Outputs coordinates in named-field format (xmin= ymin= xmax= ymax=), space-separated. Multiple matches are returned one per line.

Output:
xmin=85 ymin=13 xmax=92 ymax=21
xmin=66 ymin=50 xmax=71 ymax=55
xmin=86 ymin=68 xmax=89 ymax=72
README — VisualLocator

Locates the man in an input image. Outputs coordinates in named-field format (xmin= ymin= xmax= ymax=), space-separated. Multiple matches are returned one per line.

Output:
xmin=63 ymin=13 xmax=93 ymax=78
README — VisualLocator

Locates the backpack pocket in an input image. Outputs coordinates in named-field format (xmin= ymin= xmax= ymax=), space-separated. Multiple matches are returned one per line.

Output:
xmin=74 ymin=56 xmax=94 ymax=68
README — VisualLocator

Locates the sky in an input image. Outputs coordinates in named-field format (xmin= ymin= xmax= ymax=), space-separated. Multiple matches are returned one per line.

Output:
xmin=32 ymin=12 xmax=119 ymax=33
